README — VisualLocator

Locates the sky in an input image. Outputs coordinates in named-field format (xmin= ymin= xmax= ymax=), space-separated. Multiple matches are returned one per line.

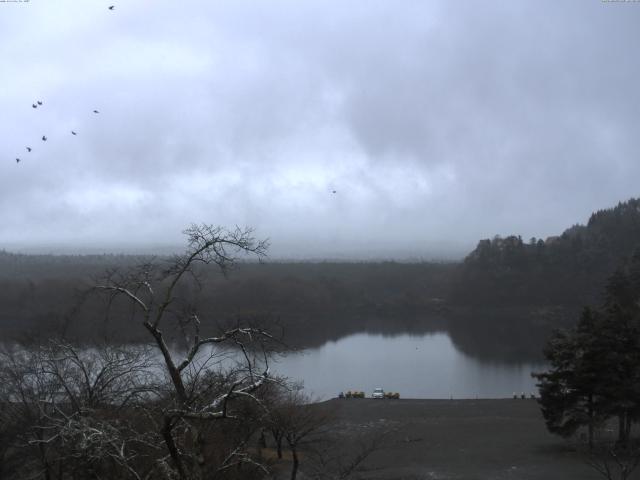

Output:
xmin=1 ymin=0 xmax=639 ymax=259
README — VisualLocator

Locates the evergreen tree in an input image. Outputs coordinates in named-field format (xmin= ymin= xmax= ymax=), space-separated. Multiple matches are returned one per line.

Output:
xmin=533 ymin=308 xmax=605 ymax=447
xmin=534 ymin=258 xmax=640 ymax=448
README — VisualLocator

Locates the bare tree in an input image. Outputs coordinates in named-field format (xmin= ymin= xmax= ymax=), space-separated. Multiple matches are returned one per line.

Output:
xmin=266 ymin=389 xmax=331 ymax=480
xmin=585 ymin=442 xmax=640 ymax=480
xmin=0 ymin=340 xmax=159 ymax=480
xmin=0 ymin=352 xmax=31 ymax=478
xmin=39 ymin=341 xmax=158 ymax=411
xmin=0 ymin=342 xmax=64 ymax=479
xmin=260 ymin=377 xmax=296 ymax=461
xmin=0 ymin=225 xmax=283 ymax=480
xmin=306 ymin=429 xmax=392 ymax=480
xmin=94 ymin=224 xmax=278 ymax=479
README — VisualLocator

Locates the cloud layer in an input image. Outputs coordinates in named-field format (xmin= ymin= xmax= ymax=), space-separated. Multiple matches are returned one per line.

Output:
xmin=1 ymin=1 xmax=639 ymax=258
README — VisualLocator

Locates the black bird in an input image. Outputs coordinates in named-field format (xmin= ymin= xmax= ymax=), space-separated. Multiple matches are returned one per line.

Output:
xmin=16 ymin=158 xmax=20 ymax=163
xmin=26 ymin=147 xmax=31 ymax=152
xmin=37 ymin=100 xmax=43 ymax=106
xmin=71 ymin=131 xmax=77 ymax=136
xmin=32 ymin=103 xmax=37 ymax=109
xmin=108 ymin=5 xmax=114 ymax=10
xmin=42 ymin=135 xmax=47 ymax=141
xmin=93 ymin=109 xmax=100 ymax=114
xmin=332 ymin=190 xmax=337 ymax=194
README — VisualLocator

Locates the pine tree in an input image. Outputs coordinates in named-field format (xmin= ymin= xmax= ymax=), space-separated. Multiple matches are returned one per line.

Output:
xmin=534 ymin=259 xmax=640 ymax=448
xmin=533 ymin=308 xmax=606 ymax=448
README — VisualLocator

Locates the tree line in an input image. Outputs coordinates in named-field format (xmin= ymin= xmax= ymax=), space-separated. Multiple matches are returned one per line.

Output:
xmin=453 ymin=198 xmax=640 ymax=308
xmin=0 ymin=251 xmax=453 ymax=348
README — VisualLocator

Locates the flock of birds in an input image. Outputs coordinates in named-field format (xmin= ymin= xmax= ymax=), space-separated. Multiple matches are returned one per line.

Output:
xmin=15 ymin=101 xmax=101 ymax=164
xmin=14 ymin=5 xmax=115 ymax=165
xmin=11 ymin=3 xmax=340 ymax=197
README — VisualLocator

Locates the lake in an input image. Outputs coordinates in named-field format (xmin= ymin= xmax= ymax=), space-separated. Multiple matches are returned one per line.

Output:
xmin=270 ymin=332 xmax=546 ymax=400
xmin=0 ymin=330 xmax=546 ymax=401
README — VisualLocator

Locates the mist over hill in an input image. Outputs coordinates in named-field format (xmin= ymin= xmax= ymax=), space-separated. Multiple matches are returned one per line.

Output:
xmin=1 ymin=197 xmax=639 ymax=361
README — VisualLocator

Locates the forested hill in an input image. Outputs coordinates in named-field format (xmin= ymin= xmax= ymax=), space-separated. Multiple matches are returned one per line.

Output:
xmin=452 ymin=197 xmax=640 ymax=307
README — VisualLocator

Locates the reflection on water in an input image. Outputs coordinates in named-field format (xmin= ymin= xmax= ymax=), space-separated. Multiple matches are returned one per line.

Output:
xmin=271 ymin=332 xmax=546 ymax=400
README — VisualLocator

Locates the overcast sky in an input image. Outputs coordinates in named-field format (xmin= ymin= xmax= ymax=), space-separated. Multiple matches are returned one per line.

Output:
xmin=1 ymin=1 xmax=639 ymax=259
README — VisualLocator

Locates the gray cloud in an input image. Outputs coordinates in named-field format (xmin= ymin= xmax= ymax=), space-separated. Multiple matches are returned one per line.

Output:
xmin=1 ymin=1 xmax=639 ymax=258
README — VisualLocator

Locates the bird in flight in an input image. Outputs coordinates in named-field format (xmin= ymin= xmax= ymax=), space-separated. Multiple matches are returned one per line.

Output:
xmin=332 ymin=190 xmax=337 ymax=194
xmin=16 ymin=158 xmax=20 ymax=163
xmin=108 ymin=5 xmax=115 ymax=10
xmin=26 ymin=147 xmax=32 ymax=152
xmin=71 ymin=131 xmax=77 ymax=136
xmin=42 ymin=135 xmax=47 ymax=141
xmin=37 ymin=100 xmax=43 ymax=106
xmin=32 ymin=103 xmax=37 ymax=109
xmin=93 ymin=109 xmax=100 ymax=114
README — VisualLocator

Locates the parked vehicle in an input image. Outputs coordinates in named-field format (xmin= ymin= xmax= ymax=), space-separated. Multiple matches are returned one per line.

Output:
xmin=345 ymin=390 xmax=365 ymax=398
xmin=372 ymin=387 xmax=385 ymax=399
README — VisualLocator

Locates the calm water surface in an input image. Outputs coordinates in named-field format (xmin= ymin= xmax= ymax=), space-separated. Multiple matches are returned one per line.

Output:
xmin=271 ymin=332 xmax=545 ymax=400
